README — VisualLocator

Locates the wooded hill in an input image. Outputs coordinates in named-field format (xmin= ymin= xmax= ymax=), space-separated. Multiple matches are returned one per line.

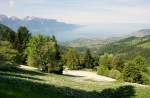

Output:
xmin=98 ymin=35 xmax=150 ymax=65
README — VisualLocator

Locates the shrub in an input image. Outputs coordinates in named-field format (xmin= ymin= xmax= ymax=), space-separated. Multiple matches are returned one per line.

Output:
xmin=108 ymin=69 xmax=122 ymax=80
xmin=123 ymin=61 xmax=143 ymax=83
xmin=141 ymin=73 xmax=150 ymax=85
xmin=47 ymin=63 xmax=63 ymax=74
xmin=99 ymin=54 xmax=113 ymax=69
xmin=97 ymin=65 xmax=109 ymax=76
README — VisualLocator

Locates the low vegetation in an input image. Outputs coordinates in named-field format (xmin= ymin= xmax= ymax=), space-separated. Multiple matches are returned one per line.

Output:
xmin=97 ymin=54 xmax=150 ymax=85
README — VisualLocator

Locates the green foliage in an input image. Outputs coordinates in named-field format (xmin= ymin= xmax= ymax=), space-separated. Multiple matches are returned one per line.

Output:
xmin=26 ymin=34 xmax=63 ymax=74
xmin=47 ymin=64 xmax=63 ymax=74
xmin=97 ymin=54 xmax=113 ymax=76
xmin=108 ymin=69 xmax=122 ymax=80
xmin=99 ymin=54 xmax=113 ymax=69
xmin=123 ymin=61 xmax=143 ymax=83
xmin=98 ymin=35 xmax=150 ymax=65
xmin=111 ymin=55 xmax=125 ymax=72
xmin=62 ymin=48 xmax=81 ymax=70
xmin=83 ymin=49 xmax=94 ymax=68
xmin=14 ymin=26 xmax=31 ymax=52
xmin=0 ymin=24 xmax=16 ymax=44
xmin=26 ymin=34 xmax=46 ymax=67
xmin=97 ymin=65 xmax=109 ymax=76
xmin=0 ymin=41 xmax=17 ymax=68
xmin=134 ymin=56 xmax=146 ymax=72
xmin=13 ymin=26 xmax=31 ymax=64
xmin=141 ymin=72 xmax=150 ymax=85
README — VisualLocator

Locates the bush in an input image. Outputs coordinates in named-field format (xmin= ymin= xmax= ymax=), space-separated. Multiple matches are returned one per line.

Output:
xmin=123 ymin=61 xmax=143 ymax=83
xmin=97 ymin=65 xmax=109 ymax=76
xmin=108 ymin=69 xmax=122 ymax=80
xmin=47 ymin=64 xmax=63 ymax=74
xmin=141 ymin=73 xmax=150 ymax=85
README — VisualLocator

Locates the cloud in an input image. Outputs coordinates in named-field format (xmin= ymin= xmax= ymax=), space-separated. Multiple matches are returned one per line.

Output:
xmin=9 ymin=0 xmax=15 ymax=7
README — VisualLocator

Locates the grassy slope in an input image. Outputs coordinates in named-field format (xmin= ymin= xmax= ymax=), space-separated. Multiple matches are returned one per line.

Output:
xmin=0 ymin=67 xmax=150 ymax=98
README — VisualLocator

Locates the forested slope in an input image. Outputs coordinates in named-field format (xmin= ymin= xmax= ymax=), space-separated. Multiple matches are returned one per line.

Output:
xmin=98 ymin=35 xmax=150 ymax=65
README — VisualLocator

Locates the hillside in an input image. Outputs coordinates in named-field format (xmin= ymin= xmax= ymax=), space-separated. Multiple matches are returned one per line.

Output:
xmin=0 ymin=66 xmax=150 ymax=98
xmin=98 ymin=35 xmax=150 ymax=64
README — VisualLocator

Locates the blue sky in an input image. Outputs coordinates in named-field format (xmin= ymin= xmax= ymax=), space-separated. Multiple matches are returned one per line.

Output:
xmin=0 ymin=0 xmax=150 ymax=40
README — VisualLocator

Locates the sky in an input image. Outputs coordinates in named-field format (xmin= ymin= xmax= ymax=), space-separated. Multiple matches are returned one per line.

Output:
xmin=0 ymin=0 xmax=150 ymax=40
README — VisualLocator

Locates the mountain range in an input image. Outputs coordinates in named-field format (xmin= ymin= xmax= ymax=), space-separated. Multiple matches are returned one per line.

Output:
xmin=0 ymin=14 xmax=79 ymax=35
xmin=1 ymin=14 xmax=150 ymax=43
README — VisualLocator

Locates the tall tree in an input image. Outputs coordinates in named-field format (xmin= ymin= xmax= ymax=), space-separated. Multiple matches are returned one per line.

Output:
xmin=14 ymin=26 xmax=31 ymax=63
xmin=51 ymin=35 xmax=60 ymax=60
xmin=83 ymin=49 xmax=93 ymax=68
xmin=15 ymin=26 xmax=31 ymax=52
xmin=26 ymin=35 xmax=63 ymax=74
xmin=62 ymin=48 xmax=81 ymax=70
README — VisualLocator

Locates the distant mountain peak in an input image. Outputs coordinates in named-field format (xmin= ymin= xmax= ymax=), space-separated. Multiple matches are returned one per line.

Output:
xmin=24 ymin=16 xmax=39 ymax=21
xmin=0 ymin=14 xmax=79 ymax=36
xmin=0 ymin=14 xmax=8 ymax=20
xmin=10 ymin=16 xmax=20 ymax=21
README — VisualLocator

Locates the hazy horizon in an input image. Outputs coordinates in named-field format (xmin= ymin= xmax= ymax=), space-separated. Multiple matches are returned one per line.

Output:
xmin=0 ymin=0 xmax=150 ymax=41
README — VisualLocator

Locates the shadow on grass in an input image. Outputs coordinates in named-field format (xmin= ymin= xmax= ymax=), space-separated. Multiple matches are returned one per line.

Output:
xmin=0 ymin=75 xmax=135 ymax=98
xmin=0 ymin=66 xmax=45 ymax=76
xmin=63 ymin=74 xmax=85 ymax=78
xmin=0 ymin=72 xmax=43 ymax=81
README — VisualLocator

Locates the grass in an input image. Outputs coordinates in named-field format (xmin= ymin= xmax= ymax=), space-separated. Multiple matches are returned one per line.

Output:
xmin=0 ymin=66 xmax=150 ymax=98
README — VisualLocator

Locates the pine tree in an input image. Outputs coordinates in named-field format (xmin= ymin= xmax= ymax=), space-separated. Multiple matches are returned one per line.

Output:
xmin=14 ymin=26 xmax=31 ymax=63
xmin=63 ymin=48 xmax=81 ymax=70
xmin=14 ymin=26 xmax=31 ymax=52
xmin=83 ymin=49 xmax=93 ymax=68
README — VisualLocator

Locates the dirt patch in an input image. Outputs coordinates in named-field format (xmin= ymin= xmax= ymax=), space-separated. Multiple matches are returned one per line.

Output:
xmin=63 ymin=70 xmax=116 ymax=82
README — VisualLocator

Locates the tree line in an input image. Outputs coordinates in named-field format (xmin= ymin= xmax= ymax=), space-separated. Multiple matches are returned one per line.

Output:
xmin=0 ymin=25 xmax=97 ymax=74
